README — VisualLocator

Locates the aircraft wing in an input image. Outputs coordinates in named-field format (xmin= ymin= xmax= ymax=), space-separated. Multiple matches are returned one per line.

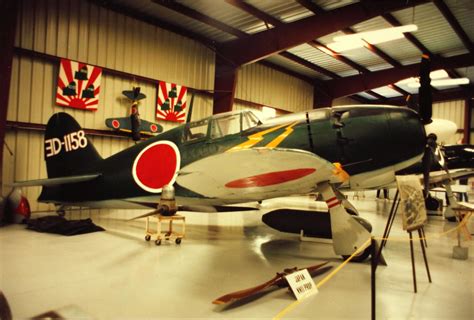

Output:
xmin=105 ymin=117 xmax=132 ymax=132
xmin=176 ymin=148 xmax=348 ymax=201
xmin=426 ymin=168 xmax=474 ymax=188
xmin=140 ymin=119 xmax=163 ymax=134
xmin=105 ymin=117 xmax=163 ymax=134
xmin=12 ymin=173 xmax=101 ymax=187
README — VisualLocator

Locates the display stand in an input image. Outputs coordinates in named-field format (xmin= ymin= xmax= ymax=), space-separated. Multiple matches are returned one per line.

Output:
xmin=452 ymin=205 xmax=472 ymax=259
xmin=145 ymin=214 xmax=185 ymax=245
xmin=408 ymin=226 xmax=432 ymax=293
xmin=378 ymin=176 xmax=432 ymax=293
xmin=381 ymin=190 xmax=399 ymax=248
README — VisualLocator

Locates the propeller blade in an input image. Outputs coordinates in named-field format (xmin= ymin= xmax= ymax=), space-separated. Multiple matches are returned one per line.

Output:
xmin=186 ymin=92 xmax=195 ymax=123
xmin=421 ymin=134 xmax=437 ymax=198
xmin=212 ymin=262 xmax=329 ymax=305
xmin=128 ymin=207 xmax=165 ymax=221
xmin=212 ymin=274 xmax=281 ymax=305
xmin=122 ymin=87 xmax=146 ymax=101
xmin=419 ymin=54 xmax=432 ymax=124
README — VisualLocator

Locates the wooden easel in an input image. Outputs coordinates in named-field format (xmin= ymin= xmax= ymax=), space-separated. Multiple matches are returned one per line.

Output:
xmin=378 ymin=176 xmax=433 ymax=293
xmin=407 ymin=225 xmax=432 ymax=293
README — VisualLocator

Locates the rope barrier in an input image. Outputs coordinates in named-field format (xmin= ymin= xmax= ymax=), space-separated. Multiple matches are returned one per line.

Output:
xmin=273 ymin=238 xmax=371 ymax=320
xmin=273 ymin=211 xmax=472 ymax=319
xmin=373 ymin=212 xmax=472 ymax=242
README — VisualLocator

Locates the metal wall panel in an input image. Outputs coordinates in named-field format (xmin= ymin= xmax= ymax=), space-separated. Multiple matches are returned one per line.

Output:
xmin=236 ymin=63 xmax=313 ymax=113
xmin=4 ymin=0 xmax=314 ymax=212
xmin=5 ymin=0 xmax=218 ymax=212
xmin=433 ymin=99 xmax=465 ymax=144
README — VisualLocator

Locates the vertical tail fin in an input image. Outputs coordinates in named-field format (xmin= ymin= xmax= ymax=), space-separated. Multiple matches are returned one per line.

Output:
xmin=44 ymin=113 xmax=102 ymax=178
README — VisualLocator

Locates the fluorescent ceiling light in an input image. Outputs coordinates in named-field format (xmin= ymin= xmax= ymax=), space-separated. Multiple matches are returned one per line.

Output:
xmin=396 ymin=70 xmax=451 ymax=85
xmin=333 ymin=25 xmax=418 ymax=43
xmin=396 ymin=77 xmax=418 ymax=85
xmin=326 ymin=38 xmax=365 ymax=52
xmin=328 ymin=24 xmax=418 ymax=52
xmin=407 ymin=78 xmax=470 ymax=88
xmin=429 ymin=69 xmax=449 ymax=79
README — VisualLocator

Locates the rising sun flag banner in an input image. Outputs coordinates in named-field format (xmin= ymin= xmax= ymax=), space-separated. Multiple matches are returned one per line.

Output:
xmin=156 ymin=81 xmax=187 ymax=123
xmin=56 ymin=58 xmax=102 ymax=111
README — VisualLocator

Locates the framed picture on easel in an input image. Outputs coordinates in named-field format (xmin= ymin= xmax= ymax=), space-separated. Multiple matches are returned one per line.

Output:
xmin=396 ymin=175 xmax=427 ymax=232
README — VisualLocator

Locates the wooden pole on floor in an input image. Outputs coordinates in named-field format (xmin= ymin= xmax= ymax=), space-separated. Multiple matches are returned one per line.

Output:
xmin=409 ymin=231 xmax=417 ymax=293
xmin=381 ymin=191 xmax=399 ymax=248
xmin=418 ymin=227 xmax=432 ymax=283
xmin=371 ymin=237 xmax=376 ymax=320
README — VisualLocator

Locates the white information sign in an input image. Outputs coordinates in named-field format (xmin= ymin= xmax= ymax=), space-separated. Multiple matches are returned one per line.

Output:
xmin=284 ymin=269 xmax=318 ymax=301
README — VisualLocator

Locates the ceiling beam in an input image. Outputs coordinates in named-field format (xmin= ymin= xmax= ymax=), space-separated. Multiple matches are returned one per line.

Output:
xmin=433 ymin=0 xmax=474 ymax=55
xmin=278 ymin=51 xmax=339 ymax=79
xmin=218 ymin=0 xmax=427 ymax=66
xmin=151 ymin=0 xmax=247 ymax=38
xmin=382 ymin=13 xmax=431 ymax=55
xmin=379 ymin=86 xmax=474 ymax=105
xmin=325 ymin=53 xmax=474 ymax=98
xmin=226 ymin=0 xmax=390 ymax=103
xmin=296 ymin=1 xmax=410 ymax=97
xmin=382 ymin=12 xmax=467 ymax=85
xmin=91 ymin=0 xmax=214 ymax=47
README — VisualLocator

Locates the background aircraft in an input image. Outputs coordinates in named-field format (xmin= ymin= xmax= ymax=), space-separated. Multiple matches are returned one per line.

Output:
xmin=14 ymin=56 xmax=457 ymax=259
xmin=105 ymin=87 xmax=163 ymax=141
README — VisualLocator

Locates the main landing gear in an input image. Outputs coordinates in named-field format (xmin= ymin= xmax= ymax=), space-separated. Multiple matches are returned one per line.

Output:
xmin=317 ymin=182 xmax=374 ymax=261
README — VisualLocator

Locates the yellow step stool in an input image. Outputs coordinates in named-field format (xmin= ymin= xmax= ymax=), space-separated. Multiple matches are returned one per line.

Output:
xmin=145 ymin=214 xmax=185 ymax=245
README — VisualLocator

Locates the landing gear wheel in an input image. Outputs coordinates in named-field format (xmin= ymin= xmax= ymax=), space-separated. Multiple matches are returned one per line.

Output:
xmin=425 ymin=195 xmax=440 ymax=211
xmin=145 ymin=235 xmax=151 ymax=241
xmin=446 ymin=216 xmax=457 ymax=222
xmin=341 ymin=245 xmax=372 ymax=262
xmin=341 ymin=216 xmax=373 ymax=262
xmin=155 ymin=239 xmax=161 ymax=246
xmin=175 ymin=238 xmax=182 ymax=245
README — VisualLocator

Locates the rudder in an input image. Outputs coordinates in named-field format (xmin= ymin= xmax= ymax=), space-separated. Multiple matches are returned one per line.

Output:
xmin=44 ymin=113 xmax=102 ymax=178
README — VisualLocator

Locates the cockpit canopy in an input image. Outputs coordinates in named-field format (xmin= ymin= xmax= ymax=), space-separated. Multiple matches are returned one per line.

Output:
xmin=182 ymin=110 xmax=261 ymax=143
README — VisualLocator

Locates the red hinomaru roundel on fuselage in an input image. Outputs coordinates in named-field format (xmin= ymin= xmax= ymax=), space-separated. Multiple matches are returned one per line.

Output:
xmin=132 ymin=141 xmax=181 ymax=193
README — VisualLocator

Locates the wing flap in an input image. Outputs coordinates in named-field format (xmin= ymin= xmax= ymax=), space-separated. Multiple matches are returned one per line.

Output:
xmin=12 ymin=173 xmax=101 ymax=187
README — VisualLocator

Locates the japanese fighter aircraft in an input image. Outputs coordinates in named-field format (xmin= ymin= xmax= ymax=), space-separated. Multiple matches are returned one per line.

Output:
xmin=105 ymin=87 xmax=163 ymax=141
xmin=13 ymin=56 xmax=459 ymax=259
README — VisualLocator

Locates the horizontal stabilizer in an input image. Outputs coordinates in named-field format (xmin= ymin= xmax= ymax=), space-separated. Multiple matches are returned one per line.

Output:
xmin=12 ymin=173 xmax=101 ymax=187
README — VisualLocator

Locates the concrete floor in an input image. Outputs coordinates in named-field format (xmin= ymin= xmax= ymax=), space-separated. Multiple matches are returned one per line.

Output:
xmin=1 ymin=194 xmax=473 ymax=319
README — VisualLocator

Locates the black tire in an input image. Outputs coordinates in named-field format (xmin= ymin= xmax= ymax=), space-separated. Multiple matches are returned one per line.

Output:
xmin=341 ymin=216 xmax=373 ymax=262
xmin=446 ymin=216 xmax=457 ymax=222
xmin=155 ymin=239 xmax=161 ymax=246
xmin=425 ymin=196 xmax=440 ymax=211
xmin=342 ymin=245 xmax=371 ymax=262
xmin=145 ymin=235 xmax=151 ymax=241
xmin=175 ymin=238 xmax=182 ymax=245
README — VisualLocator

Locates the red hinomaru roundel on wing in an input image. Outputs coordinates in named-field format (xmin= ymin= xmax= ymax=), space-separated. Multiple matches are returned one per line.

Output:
xmin=132 ymin=141 xmax=181 ymax=193
xmin=111 ymin=119 xmax=120 ymax=129
xmin=225 ymin=168 xmax=316 ymax=188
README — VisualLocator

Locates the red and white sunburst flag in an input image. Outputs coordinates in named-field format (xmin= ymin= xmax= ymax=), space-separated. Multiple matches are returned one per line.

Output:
xmin=156 ymin=81 xmax=187 ymax=123
xmin=56 ymin=58 xmax=102 ymax=111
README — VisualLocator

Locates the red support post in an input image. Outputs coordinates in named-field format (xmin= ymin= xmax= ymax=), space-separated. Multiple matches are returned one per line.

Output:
xmin=0 ymin=0 xmax=18 ymax=185
xmin=464 ymin=99 xmax=472 ymax=144
xmin=213 ymin=55 xmax=238 ymax=114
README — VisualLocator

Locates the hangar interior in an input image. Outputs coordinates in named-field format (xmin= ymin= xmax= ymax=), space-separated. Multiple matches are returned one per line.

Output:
xmin=0 ymin=0 xmax=473 ymax=319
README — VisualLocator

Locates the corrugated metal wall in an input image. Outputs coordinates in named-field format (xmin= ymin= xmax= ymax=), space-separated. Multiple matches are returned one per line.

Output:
xmin=3 ymin=0 xmax=314 ymax=212
xmin=432 ymin=100 xmax=465 ymax=144
xmin=236 ymin=63 xmax=313 ymax=112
